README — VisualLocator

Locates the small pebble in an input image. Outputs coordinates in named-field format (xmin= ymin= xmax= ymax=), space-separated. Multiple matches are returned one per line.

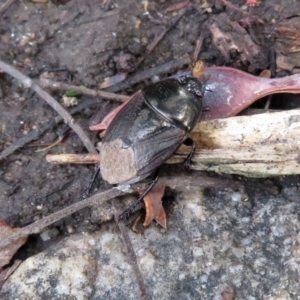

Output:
xmin=231 ymin=192 xmax=242 ymax=202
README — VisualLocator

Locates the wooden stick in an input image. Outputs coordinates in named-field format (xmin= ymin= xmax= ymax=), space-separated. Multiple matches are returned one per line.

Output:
xmin=46 ymin=154 xmax=99 ymax=164
xmin=0 ymin=60 xmax=97 ymax=154
xmin=171 ymin=109 xmax=300 ymax=177
xmin=0 ymin=174 xmax=254 ymax=250
xmin=39 ymin=78 xmax=128 ymax=102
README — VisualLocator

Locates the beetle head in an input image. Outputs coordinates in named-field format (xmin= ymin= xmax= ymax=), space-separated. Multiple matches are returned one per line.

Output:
xmin=179 ymin=76 xmax=205 ymax=98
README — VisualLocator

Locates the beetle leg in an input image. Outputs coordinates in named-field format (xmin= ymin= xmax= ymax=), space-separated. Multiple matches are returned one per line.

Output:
xmin=117 ymin=171 xmax=159 ymax=221
xmin=83 ymin=165 xmax=100 ymax=198
xmin=182 ymin=137 xmax=196 ymax=169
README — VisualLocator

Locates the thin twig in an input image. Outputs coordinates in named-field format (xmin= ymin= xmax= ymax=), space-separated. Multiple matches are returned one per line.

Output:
xmin=107 ymin=57 xmax=190 ymax=93
xmin=135 ymin=28 xmax=166 ymax=69
xmin=0 ymin=60 xmax=97 ymax=154
xmin=264 ymin=49 xmax=276 ymax=110
xmin=0 ymin=0 xmax=16 ymax=15
xmin=117 ymin=221 xmax=148 ymax=300
xmin=0 ymin=188 xmax=124 ymax=249
xmin=0 ymin=173 xmax=278 ymax=250
xmin=39 ymin=78 xmax=129 ymax=102
xmin=135 ymin=8 xmax=187 ymax=69
xmin=193 ymin=32 xmax=204 ymax=63
xmin=0 ymin=98 xmax=100 ymax=161
xmin=75 ymin=9 xmax=120 ymax=26
xmin=0 ymin=58 xmax=190 ymax=160
xmin=165 ymin=1 xmax=189 ymax=12
xmin=221 ymin=0 xmax=264 ymax=24
xmin=46 ymin=153 xmax=99 ymax=164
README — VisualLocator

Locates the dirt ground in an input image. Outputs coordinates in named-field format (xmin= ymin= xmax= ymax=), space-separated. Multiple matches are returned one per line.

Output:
xmin=1 ymin=0 xmax=300 ymax=298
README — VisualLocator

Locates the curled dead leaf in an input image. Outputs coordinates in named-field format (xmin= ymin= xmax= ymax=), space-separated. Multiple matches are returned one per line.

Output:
xmin=0 ymin=220 xmax=28 ymax=268
xmin=143 ymin=185 xmax=167 ymax=229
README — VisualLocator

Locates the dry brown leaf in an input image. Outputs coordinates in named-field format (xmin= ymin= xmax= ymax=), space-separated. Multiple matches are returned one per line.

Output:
xmin=131 ymin=214 xmax=145 ymax=234
xmin=0 ymin=220 xmax=28 ymax=268
xmin=143 ymin=185 xmax=166 ymax=228
xmin=154 ymin=205 xmax=167 ymax=229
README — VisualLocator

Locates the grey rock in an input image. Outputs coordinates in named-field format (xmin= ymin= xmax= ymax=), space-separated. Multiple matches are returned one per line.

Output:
xmin=1 ymin=186 xmax=300 ymax=299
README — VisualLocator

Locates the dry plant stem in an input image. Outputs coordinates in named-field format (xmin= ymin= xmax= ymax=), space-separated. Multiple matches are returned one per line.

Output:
xmin=193 ymin=32 xmax=204 ymax=63
xmin=165 ymin=1 xmax=189 ymax=12
xmin=152 ymin=174 xmax=277 ymax=195
xmin=0 ymin=98 xmax=100 ymax=161
xmin=0 ymin=188 xmax=124 ymax=250
xmin=0 ymin=0 xmax=15 ymax=15
xmin=0 ymin=58 xmax=189 ymax=160
xmin=0 ymin=174 xmax=249 ymax=250
xmin=135 ymin=8 xmax=187 ymax=69
xmin=264 ymin=95 xmax=272 ymax=110
xmin=76 ymin=9 xmax=120 ymax=25
xmin=3 ymin=260 xmax=22 ymax=280
xmin=220 ymin=0 xmax=264 ymax=24
xmin=39 ymin=78 xmax=129 ymax=102
xmin=0 ymin=60 xmax=97 ymax=154
xmin=46 ymin=153 xmax=99 ymax=164
xmin=117 ymin=221 xmax=147 ymax=300
xmin=107 ymin=57 xmax=190 ymax=93
xmin=135 ymin=28 xmax=166 ymax=69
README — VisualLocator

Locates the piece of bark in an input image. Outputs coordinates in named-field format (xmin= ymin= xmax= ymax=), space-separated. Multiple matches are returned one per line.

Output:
xmin=274 ymin=17 xmax=300 ymax=72
xmin=169 ymin=109 xmax=300 ymax=177
xmin=209 ymin=13 xmax=263 ymax=67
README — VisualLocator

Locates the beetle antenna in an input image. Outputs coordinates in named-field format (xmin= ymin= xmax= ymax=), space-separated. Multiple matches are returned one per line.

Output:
xmin=182 ymin=137 xmax=196 ymax=169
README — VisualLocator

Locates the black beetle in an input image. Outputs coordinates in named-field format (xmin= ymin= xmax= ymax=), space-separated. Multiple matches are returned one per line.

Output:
xmin=100 ymin=76 xmax=205 ymax=216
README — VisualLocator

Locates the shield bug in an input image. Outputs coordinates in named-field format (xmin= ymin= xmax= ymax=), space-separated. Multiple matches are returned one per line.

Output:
xmin=100 ymin=75 xmax=205 ymax=217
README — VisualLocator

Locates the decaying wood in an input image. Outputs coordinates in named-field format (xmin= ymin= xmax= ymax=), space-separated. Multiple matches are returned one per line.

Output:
xmin=170 ymin=109 xmax=300 ymax=177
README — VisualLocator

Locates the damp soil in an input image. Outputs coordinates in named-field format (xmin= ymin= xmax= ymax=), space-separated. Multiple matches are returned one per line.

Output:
xmin=1 ymin=0 xmax=300 ymax=266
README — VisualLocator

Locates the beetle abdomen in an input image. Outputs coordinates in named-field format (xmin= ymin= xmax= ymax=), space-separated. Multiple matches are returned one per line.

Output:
xmin=100 ymin=139 xmax=137 ymax=184
xmin=100 ymin=126 xmax=186 ymax=184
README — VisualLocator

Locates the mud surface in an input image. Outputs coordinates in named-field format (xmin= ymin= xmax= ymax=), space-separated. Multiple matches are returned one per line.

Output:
xmin=1 ymin=0 xmax=300 ymax=298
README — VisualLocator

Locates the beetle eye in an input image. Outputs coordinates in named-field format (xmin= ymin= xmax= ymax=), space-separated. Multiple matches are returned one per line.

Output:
xmin=122 ymin=138 xmax=131 ymax=149
xmin=195 ymin=91 xmax=203 ymax=97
